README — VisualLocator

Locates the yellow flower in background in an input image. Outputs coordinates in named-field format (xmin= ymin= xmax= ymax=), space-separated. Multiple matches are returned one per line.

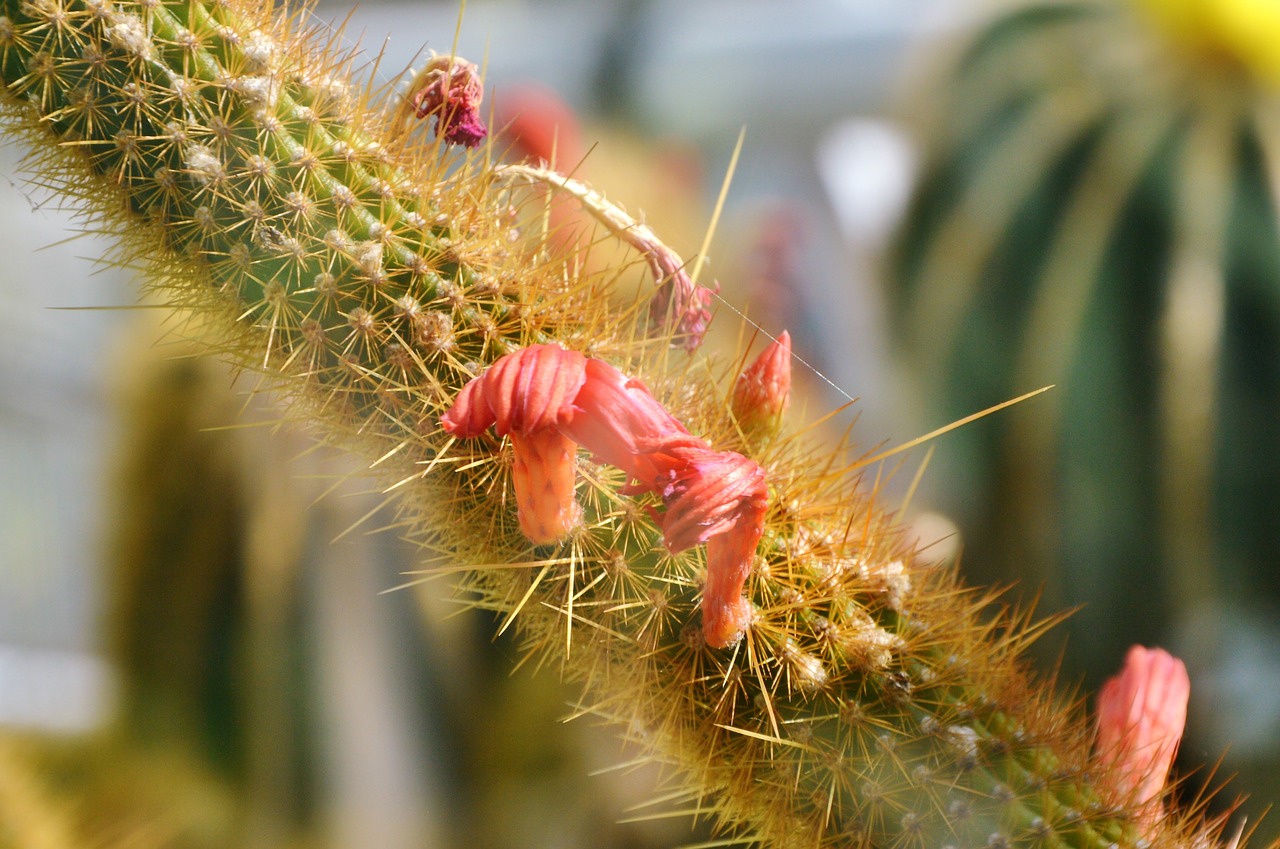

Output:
xmin=1135 ymin=0 xmax=1280 ymax=85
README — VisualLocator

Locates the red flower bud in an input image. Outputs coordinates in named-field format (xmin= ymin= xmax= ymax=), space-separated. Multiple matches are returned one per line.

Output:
xmin=732 ymin=330 xmax=791 ymax=438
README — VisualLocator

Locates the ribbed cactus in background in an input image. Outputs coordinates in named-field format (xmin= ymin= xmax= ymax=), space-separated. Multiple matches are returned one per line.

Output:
xmin=891 ymin=0 xmax=1280 ymax=824
xmin=0 ymin=0 xmax=1249 ymax=847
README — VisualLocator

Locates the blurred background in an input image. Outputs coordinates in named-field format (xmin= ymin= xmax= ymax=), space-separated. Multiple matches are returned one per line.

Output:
xmin=3 ymin=0 xmax=1280 ymax=846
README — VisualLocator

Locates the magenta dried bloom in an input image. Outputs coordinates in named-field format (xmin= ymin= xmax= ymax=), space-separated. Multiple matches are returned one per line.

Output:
xmin=411 ymin=54 xmax=488 ymax=148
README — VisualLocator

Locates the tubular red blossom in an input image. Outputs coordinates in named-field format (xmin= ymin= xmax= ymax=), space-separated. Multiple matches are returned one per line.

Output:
xmin=732 ymin=330 xmax=792 ymax=437
xmin=481 ymin=343 xmax=587 ymax=436
xmin=443 ymin=347 xmax=769 ymax=646
xmin=1095 ymin=645 xmax=1190 ymax=831
xmin=561 ymin=358 xmax=690 ymax=486
xmin=645 ymin=440 xmax=767 ymax=648
xmin=441 ymin=345 xmax=588 ymax=542
xmin=411 ymin=54 xmax=488 ymax=148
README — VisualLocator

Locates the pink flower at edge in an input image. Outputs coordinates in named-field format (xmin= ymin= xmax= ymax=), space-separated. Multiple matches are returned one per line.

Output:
xmin=1095 ymin=645 xmax=1190 ymax=832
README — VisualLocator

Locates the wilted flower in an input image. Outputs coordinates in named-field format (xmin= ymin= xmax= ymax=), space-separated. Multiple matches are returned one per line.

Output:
xmin=644 ymin=247 xmax=716 ymax=352
xmin=410 ymin=54 xmax=488 ymax=148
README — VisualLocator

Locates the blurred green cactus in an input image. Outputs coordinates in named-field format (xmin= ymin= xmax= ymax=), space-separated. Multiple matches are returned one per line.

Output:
xmin=892 ymin=0 xmax=1280 ymax=831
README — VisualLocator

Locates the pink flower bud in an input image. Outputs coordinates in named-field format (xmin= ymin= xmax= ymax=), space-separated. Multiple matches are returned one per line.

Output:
xmin=411 ymin=55 xmax=488 ymax=148
xmin=732 ymin=330 xmax=791 ymax=437
xmin=1095 ymin=645 xmax=1190 ymax=830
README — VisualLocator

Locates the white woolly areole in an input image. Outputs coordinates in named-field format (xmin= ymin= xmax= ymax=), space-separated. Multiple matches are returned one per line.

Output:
xmin=241 ymin=29 xmax=277 ymax=70
xmin=106 ymin=14 xmax=152 ymax=60
xmin=355 ymin=241 xmax=382 ymax=274
xmin=228 ymin=74 xmax=279 ymax=109
xmin=184 ymin=144 xmax=224 ymax=184
xmin=168 ymin=75 xmax=193 ymax=102
xmin=323 ymin=229 xmax=352 ymax=252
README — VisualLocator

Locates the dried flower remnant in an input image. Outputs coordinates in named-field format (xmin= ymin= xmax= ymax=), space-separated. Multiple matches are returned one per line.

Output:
xmin=442 ymin=345 xmax=767 ymax=645
xmin=645 ymin=246 xmax=717 ymax=352
xmin=1095 ymin=645 xmax=1190 ymax=832
xmin=732 ymin=330 xmax=792 ymax=439
xmin=493 ymin=164 xmax=718 ymax=350
xmin=409 ymin=54 xmax=488 ymax=148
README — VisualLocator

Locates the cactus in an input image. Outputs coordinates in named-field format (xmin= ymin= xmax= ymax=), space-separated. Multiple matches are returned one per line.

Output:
xmin=0 ymin=1 xmax=1249 ymax=848
xmin=890 ymin=0 xmax=1280 ymax=818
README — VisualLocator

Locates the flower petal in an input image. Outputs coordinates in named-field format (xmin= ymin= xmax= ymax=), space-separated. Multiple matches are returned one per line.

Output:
xmin=482 ymin=344 xmax=588 ymax=436
xmin=561 ymin=358 xmax=689 ymax=484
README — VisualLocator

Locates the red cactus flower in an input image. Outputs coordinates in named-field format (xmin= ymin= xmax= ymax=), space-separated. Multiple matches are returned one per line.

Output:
xmin=647 ymin=440 xmax=767 ymax=647
xmin=440 ymin=344 xmax=587 ymax=543
xmin=443 ymin=346 xmax=768 ymax=646
xmin=1095 ymin=645 xmax=1190 ymax=831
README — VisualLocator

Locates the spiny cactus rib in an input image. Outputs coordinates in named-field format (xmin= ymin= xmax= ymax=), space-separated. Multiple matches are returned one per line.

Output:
xmin=0 ymin=1 xmax=1226 ymax=848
